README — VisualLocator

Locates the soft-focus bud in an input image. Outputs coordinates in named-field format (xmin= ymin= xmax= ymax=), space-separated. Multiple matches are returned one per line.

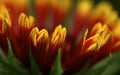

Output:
xmin=76 ymin=0 xmax=93 ymax=17
xmin=90 ymin=2 xmax=112 ymax=19
xmin=18 ymin=13 xmax=34 ymax=30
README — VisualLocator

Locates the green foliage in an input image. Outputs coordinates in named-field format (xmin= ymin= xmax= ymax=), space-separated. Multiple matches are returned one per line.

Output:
xmin=0 ymin=40 xmax=64 ymax=75
xmin=75 ymin=61 xmax=90 ymax=75
xmin=75 ymin=51 xmax=120 ymax=75
xmin=29 ymin=49 xmax=42 ymax=75
xmin=50 ymin=49 xmax=63 ymax=75
xmin=89 ymin=51 xmax=120 ymax=75
xmin=0 ymin=39 xmax=29 ymax=75
xmin=0 ymin=39 xmax=120 ymax=75
xmin=7 ymin=39 xmax=23 ymax=68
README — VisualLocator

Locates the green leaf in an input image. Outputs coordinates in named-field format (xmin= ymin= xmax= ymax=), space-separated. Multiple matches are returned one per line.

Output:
xmin=88 ymin=57 xmax=110 ymax=75
xmin=7 ymin=39 xmax=22 ymax=67
xmin=29 ymin=49 xmax=42 ymax=75
xmin=50 ymin=48 xmax=63 ymax=75
xmin=86 ymin=51 xmax=120 ymax=75
xmin=74 ymin=61 xmax=90 ymax=75
xmin=0 ymin=48 xmax=8 ymax=63
xmin=0 ymin=49 xmax=11 ymax=75
xmin=6 ymin=39 xmax=29 ymax=75
xmin=0 ymin=49 xmax=23 ymax=75
xmin=100 ymin=51 xmax=120 ymax=75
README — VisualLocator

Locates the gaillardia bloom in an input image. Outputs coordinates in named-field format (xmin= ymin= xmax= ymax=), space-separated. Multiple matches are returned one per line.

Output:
xmin=0 ymin=0 xmax=120 ymax=75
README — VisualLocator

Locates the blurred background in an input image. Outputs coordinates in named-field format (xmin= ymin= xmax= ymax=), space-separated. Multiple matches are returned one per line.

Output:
xmin=94 ymin=0 xmax=120 ymax=16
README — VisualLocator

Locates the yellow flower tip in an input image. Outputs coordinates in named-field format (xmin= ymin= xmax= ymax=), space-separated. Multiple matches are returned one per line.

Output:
xmin=18 ymin=13 xmax=26 ymax=27
xmin=102 ymin=33 xmax=111 ymax=45
xmin=87 ymin=43 xmax=98 ymax=51
xmin=28 ymin=16 xmax=35 ymax=27
xmin=76 ymin=0 xmax=93 ymax=16
xmin=90 ymin=23 xmax=107 ymax=34
xmin=83 ymin=33 xmax=100 ymax=52
xmin=82 ymin=29 xmax=88 ymax=49
xmin=89 ymin=23 xmax=111 ymax=51
xmin=51 ymin=25 xmax=67 ymax=46
xmin=18 ymin=13 xmax=34 ymax=30
xmin=90 ymin=23 xmax=102 ymax=35
xmin=85 ymin=30 xmax=110 ymax=52
xmin=99 ymin=24 xmax=111 ymax=47
xmin=0 ymin=5 xmax=11 ymax=32
xmin=37 ymin=29 xmax=49 ymax=43
xmin=90 ymin=23 xmax=110 ymax=36
xmin=29 ymin=27 xmax=48 ymax=46
xmin=29 ymin=27 xmax=39 ymax=46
